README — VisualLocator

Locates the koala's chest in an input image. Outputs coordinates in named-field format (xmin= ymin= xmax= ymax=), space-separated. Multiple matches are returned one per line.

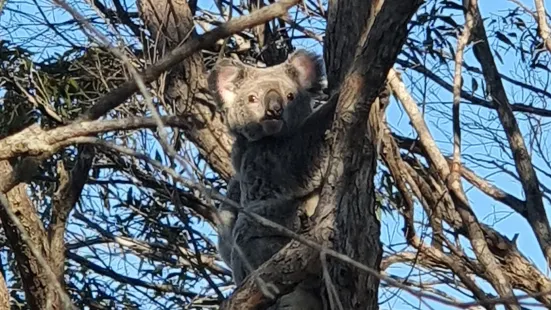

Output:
xmin=239 ymin=148 xmax=294 ymax=202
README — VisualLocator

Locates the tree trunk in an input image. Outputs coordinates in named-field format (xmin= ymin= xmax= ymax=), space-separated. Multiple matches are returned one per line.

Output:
xmin=321 ymin=1 xmax=380 ymax=308
xmin=320 ymin=1 xmax=421 ymax=308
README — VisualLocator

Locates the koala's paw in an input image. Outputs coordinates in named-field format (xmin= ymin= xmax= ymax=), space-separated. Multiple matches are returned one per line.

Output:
xmin=267 ymin=287 xmax=322 ymax=310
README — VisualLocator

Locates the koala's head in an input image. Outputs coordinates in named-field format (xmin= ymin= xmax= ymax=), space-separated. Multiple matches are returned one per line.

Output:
xmin=208 ymin=50 xmax=324 ymax=141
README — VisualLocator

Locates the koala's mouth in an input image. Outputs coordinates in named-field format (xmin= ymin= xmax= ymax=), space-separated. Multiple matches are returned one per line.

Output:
xmin=260 ymin=118 xmax=284 ymax=136
xmin=262 ymin=113 xmax=283 ymax=121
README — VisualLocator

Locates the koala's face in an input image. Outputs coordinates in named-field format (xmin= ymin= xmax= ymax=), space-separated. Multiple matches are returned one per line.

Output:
xmin=208 ymin=50 xmax=324 ymax=141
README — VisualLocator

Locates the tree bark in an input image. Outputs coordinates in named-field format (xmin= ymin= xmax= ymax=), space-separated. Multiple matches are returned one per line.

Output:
xmin=321 ymin=1 xmax=421 ymax=308
xmin=0 ymin=271 xmax=9 ymax=309
xmin=48 ymin=145 xmax=95 ymax=284
xmin=324 ymin=0 xmax=372 ymax=89
xmin=0 ymin=160 xmax=59 ymax=309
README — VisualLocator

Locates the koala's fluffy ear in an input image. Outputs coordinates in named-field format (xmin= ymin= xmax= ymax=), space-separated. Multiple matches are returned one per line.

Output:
xmin=286 ymin=49 xmax=325 ymax=90
xmin=208 ymin=58 xmax=245 ymax=108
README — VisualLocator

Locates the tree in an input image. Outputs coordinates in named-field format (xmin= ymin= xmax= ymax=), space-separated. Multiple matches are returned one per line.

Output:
xmin=0 ymin=0 xmax=550 ymax=309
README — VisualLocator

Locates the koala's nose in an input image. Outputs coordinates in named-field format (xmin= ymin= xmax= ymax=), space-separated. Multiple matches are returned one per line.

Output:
xmin=265 ymin=90 xmax=283 ymax=117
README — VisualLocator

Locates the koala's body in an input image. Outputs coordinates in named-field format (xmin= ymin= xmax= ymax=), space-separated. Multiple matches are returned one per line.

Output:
xmin=208 ymin=50 xmax=336 ymax=309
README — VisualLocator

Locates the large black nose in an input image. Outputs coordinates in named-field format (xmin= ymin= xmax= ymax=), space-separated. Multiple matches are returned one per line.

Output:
xmin=264 ymin=90 xmax=284 ymax=117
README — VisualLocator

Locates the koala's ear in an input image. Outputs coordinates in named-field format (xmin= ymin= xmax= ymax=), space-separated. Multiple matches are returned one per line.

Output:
xmin=286 ymin=49 xmax=324 ymax=90
xmin=208 ymin=58 xmax=245 ymax=108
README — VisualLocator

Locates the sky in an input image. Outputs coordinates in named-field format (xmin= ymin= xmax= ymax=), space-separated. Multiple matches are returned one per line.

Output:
xmin=1 ymin=0 xmax=550 ymax=309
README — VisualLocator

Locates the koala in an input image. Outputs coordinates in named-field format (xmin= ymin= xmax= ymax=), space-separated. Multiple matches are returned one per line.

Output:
xmin=208 ymin=50 xmax=337 ymax=309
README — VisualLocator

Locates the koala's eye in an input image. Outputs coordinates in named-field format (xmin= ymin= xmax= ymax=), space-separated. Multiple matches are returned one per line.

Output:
xmin=248 ymin=95 xmax=258 ymax=103
xmin=286 ymin=93 xmax=295 ymax=101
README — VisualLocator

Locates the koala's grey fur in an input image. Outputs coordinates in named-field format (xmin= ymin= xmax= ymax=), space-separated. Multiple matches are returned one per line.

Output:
xmin=208 ymin=50 xmax=336 ymax=309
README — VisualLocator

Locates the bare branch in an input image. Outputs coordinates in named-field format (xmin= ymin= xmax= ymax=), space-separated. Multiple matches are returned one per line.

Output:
xmin=0 ymin=0 xmax=301 ymax=195
xmin=534 ymin=0 xmax=551 ymax=52
xmin=471 ymin=0 xmax=551 ymax=266
xmin=0 ymin=116 xmax=189 ymax=160
xmin=48 ymin=146 xmax=95 ymax=283
xmin=450 ymin=0 xmax=475 ymax=190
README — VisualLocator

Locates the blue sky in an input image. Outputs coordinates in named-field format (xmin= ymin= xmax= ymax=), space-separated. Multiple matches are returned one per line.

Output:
xmin=1 ymin=0 xmax=550 ymax=309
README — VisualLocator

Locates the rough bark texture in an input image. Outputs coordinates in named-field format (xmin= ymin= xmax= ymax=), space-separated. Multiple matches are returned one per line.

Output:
xmin=136 ymin=0 xmax=293 ymax=182
xmin=322 ymin=1 xmax=422 ymax=308
xmin=0 ymin=160 xmax=59 ymax=309
xmin=389 ymin=69 xmax=551 ymax=307
xmin=0 ymin=0 xmax=302 ymax=201
xmin=0 ymin=1 xmax=303 ymax=195
xmin=321 ymin=1 xmax=377 ymax=308
xmin=0 ymin=271 xmax=9 ymax=309
xmin=48 ymin=145 xmax=95 ymax=284
xmin=324 ymin=0 xmax=372 ymax=90
xmin=0 ymin=2 xmax=302 ymax=308
xmin=0 ymin=98 xmax=93 ymax=310
xmin=2 ymin=0 xmax=551 ymax=308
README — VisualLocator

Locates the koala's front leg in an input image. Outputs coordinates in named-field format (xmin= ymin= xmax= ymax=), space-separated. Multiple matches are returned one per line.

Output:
xmin=216 ymin=177 xmax=241 ymax=269
xmin=230 ymin=199 xmax=301 ymax=284
xmin=267 ymin=286 xmax=322 ymax=310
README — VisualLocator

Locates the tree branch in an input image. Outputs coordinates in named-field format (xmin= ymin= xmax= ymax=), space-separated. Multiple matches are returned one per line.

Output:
xmin=0 ymin=170 xmax=76 ymax=309
xmin=391 ymin=133 xmax=526 ymax=214
xmin=0 ymin=116 xmax=191 ymax=160
xmin=395 ymin=58 xmax=551 ymax=117
xmin=534 ymin=0 xmax=551 ymax=53
xmin=48 ymin=145 xmax=95 ymax=283
xmin=470 ymin=0 xmax=551 ymax=266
